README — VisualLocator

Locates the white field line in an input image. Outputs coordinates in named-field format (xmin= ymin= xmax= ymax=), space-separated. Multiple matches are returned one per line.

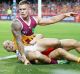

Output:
xmin=0 ymin=55 xmax=17 ymax=60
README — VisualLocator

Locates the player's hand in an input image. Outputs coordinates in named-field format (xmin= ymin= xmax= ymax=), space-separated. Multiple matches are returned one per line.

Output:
xmin=24 ymin=60 xmax=31 ymax=65
xmin=65 ymin=12 xmax=78 ymax=17
xmin=21 ymin=54 xmax=31 ymax=65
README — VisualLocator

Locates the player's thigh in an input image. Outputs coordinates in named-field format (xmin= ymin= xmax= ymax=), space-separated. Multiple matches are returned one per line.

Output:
xmin=60 ymin=39 xmax=78 ymax=48
xmin=26 ymin=51 xmax=42 ymax=60
xmin=37 ymin=38 xmax=60 ymax=47
xmin=48 ymin=48 xmax=61 ymax=59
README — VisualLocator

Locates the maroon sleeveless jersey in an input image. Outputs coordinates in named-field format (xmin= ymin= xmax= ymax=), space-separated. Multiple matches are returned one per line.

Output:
xmin=17 ymin=16 xmax=37 ymax=36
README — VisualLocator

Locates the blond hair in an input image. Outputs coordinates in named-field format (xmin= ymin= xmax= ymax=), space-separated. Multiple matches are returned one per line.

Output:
xmin=19 ymin=0 xmax=30 ymax=5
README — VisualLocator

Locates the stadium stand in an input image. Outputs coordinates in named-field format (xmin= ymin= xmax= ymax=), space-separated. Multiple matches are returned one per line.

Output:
xmin=0 ymin=0 xmax=80 ymax=22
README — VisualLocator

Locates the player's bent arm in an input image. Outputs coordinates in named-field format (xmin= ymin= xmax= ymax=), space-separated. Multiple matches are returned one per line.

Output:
xmin=36 ymin=12 xmax=77 ymax=26
xmin=11 ymin=20 xmax=30 ymax=65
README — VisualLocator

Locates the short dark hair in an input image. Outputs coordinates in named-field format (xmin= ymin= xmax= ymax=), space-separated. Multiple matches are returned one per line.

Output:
xmin=19 ymin=0 xmax=30 ymax=5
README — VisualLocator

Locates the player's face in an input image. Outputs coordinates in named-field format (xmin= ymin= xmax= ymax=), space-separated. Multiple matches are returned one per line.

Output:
xmin=19 ymin=4 xmax=29 ymax=18
xmin=3 ymin=41 xmax=15 ymax=52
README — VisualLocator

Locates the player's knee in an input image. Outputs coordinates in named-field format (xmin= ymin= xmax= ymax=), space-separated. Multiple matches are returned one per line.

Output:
xmin=54 ymin=39 xmax=60 ymax=45
xmin=56 ymin=48 xmax=65 ymax=54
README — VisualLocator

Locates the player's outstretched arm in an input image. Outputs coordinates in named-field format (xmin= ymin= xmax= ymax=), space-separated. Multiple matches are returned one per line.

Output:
xmin=37 ymin=12 xmax=77 ymax=26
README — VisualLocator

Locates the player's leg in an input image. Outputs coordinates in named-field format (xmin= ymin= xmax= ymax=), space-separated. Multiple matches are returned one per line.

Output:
xmin=74 ymin=41 xmax=80 ymax=53
xmin=36 ymin=38 xmax=60 ymax=49
xmin=26 ymin=51 xmax=51 ymax=63
xmin=49 ymin=48 xmax=80 ymax=63
xmin=60 ymin=39 xmax=80 ymax=52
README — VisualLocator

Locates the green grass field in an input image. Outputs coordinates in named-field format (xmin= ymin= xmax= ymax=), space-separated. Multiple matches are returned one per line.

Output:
xmin=0 ymin=21 xmax=80 ymax=74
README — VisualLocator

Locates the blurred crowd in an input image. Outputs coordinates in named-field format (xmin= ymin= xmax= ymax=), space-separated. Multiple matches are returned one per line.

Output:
xmin=0 ymin=1 xmax=80 ymax=16
xmin=0 ymin=2 xmax=12 ymax=15
xmin=30 ymin=2 xmax=80 ymax=16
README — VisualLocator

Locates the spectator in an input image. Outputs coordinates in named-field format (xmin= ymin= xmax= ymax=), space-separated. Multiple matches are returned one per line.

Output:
xmin=7 ymin=7 xmax=12 ymax=20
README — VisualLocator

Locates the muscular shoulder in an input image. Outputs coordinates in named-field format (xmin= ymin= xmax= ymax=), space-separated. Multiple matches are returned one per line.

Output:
xmin=33 ymin=16 xmax=39 ymax=24
xmin=11 ymin=19 xmax=22 ymax=30
xmin=34 ymin=16 xmax=44 ymax=25
xmin=31 ymin=16 xmax=43 ymax=25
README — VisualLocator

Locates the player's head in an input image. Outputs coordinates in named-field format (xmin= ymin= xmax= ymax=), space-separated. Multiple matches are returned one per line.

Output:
xmin=18 ymin=0 xmax=30 ymax=18
xmin=3 ymin=40 xmax=16 ymax=52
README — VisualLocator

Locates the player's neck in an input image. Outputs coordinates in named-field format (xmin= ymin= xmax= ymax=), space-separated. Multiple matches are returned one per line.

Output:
xmin=23 ymin=15 xmax=30 ymax=22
